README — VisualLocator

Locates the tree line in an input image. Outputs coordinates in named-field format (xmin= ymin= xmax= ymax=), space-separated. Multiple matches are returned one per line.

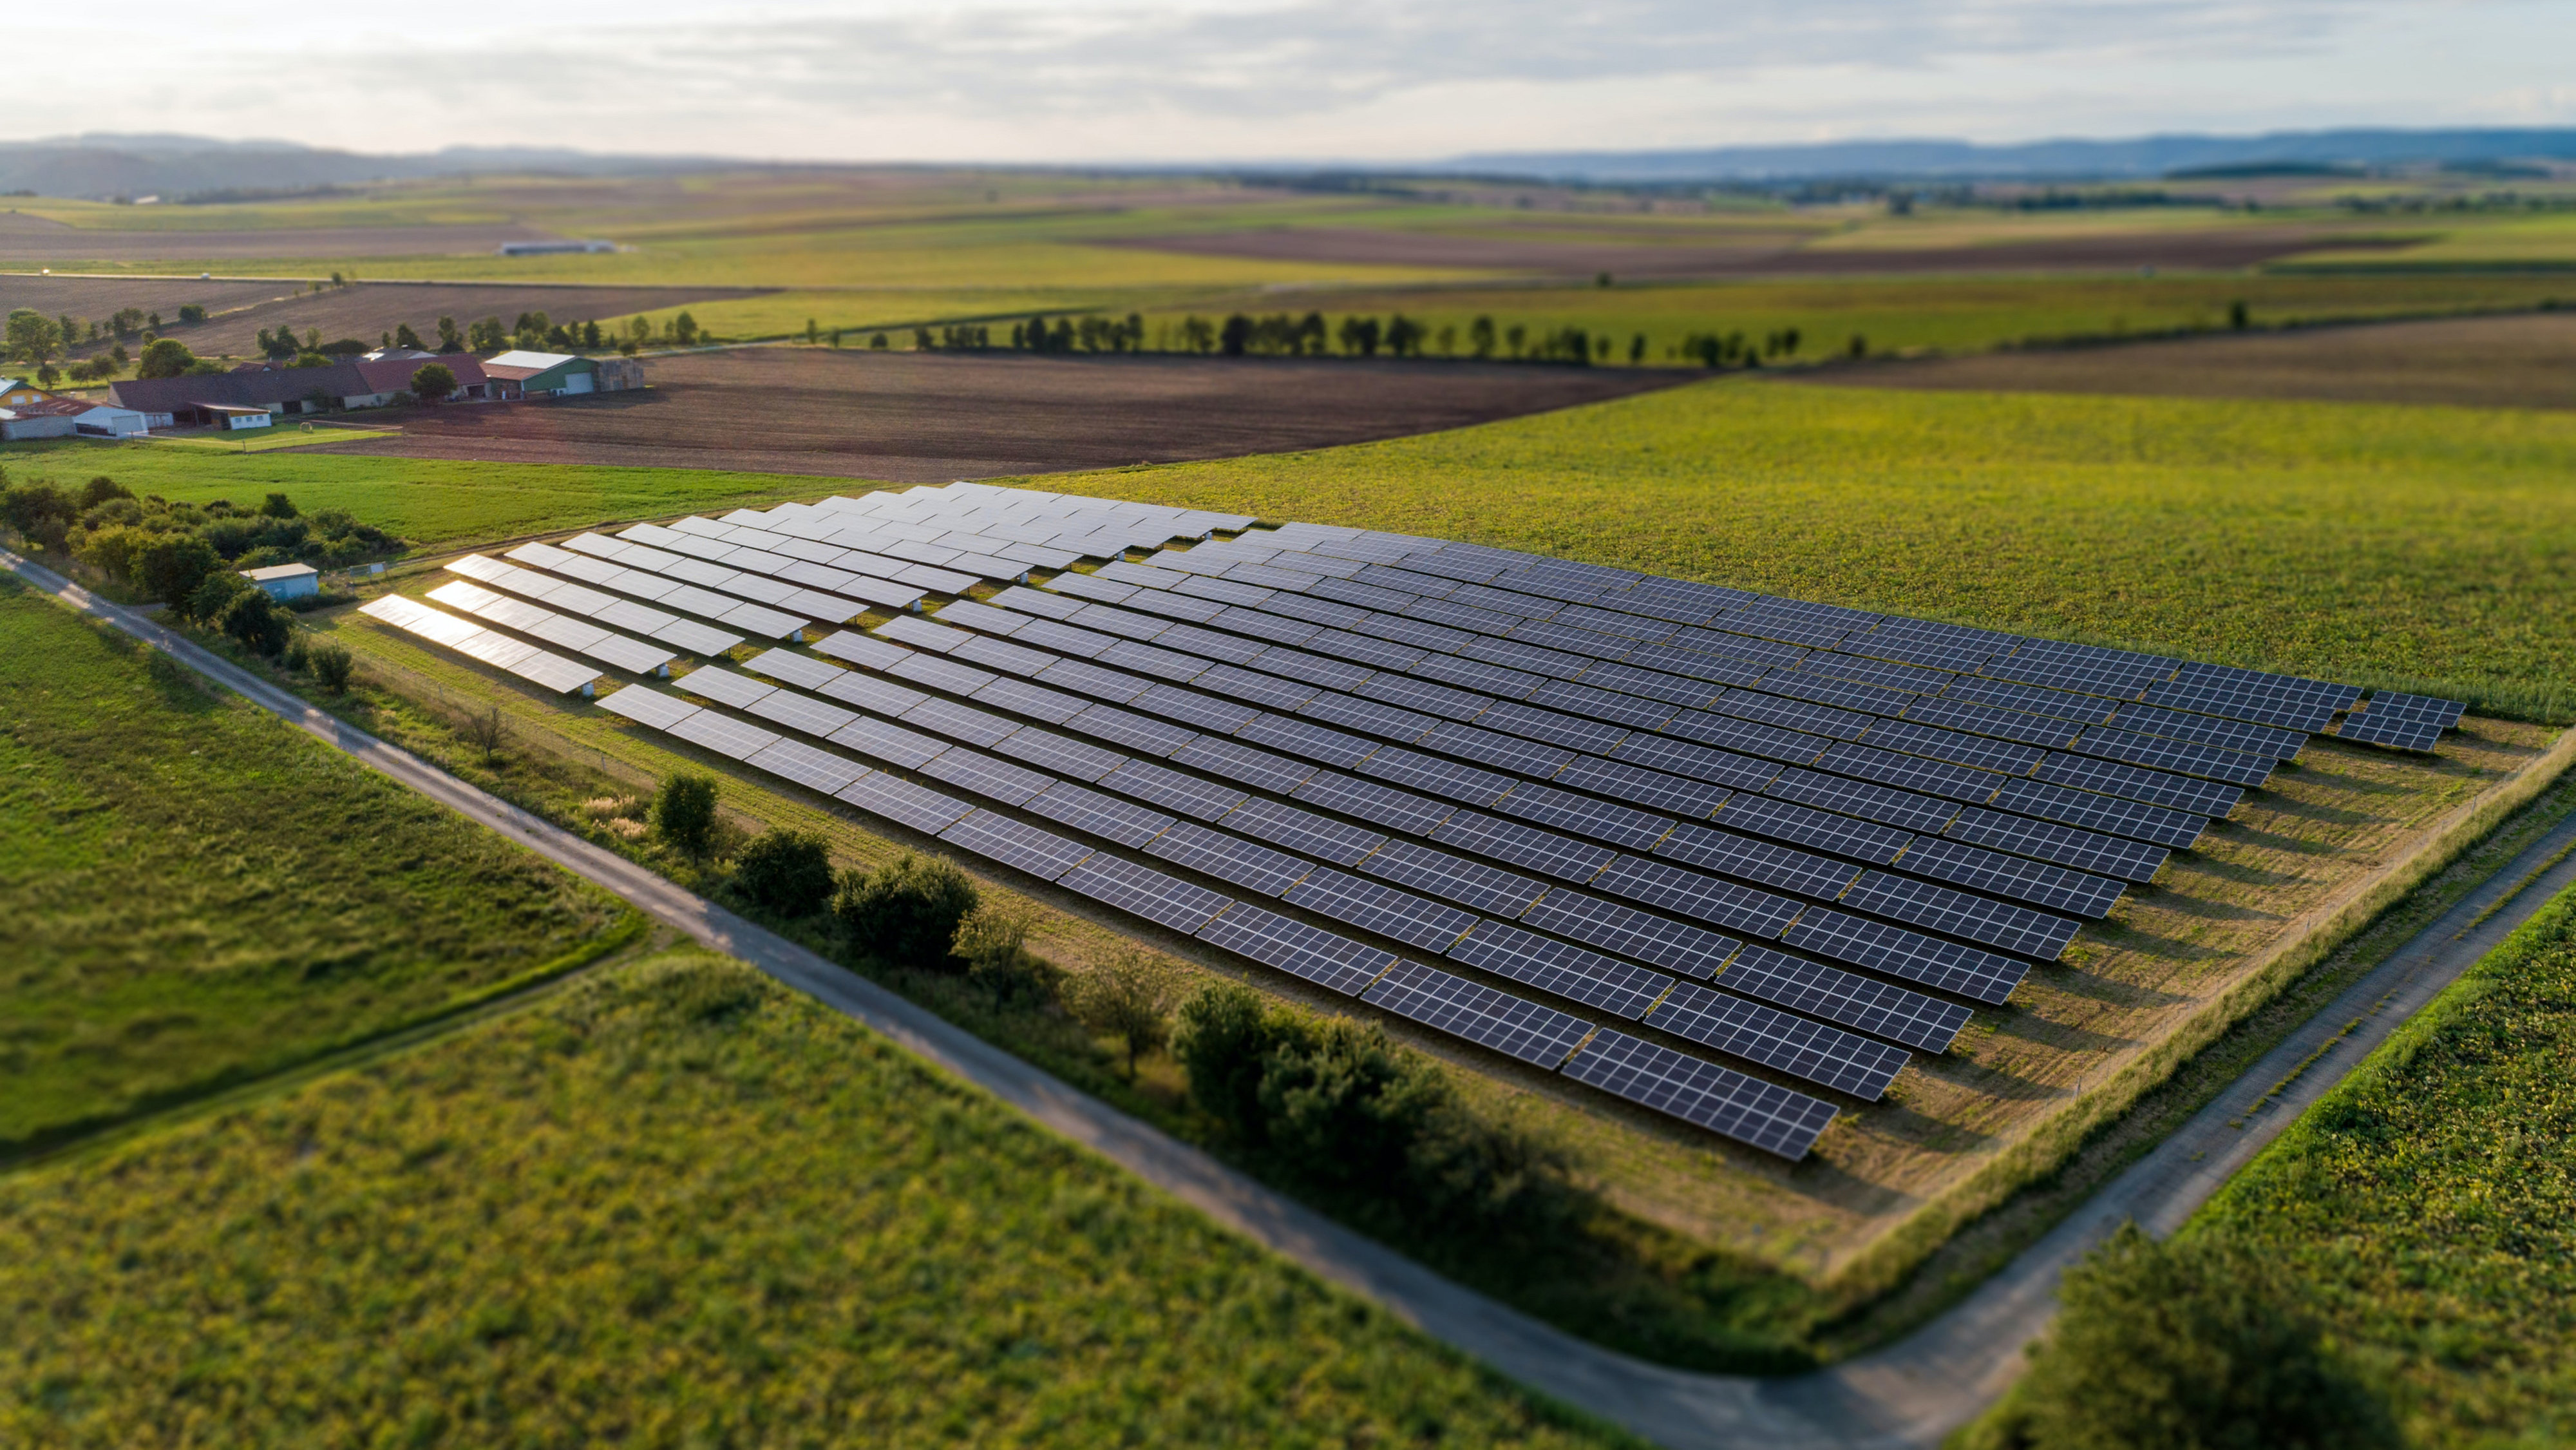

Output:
xmin=877 ymin=309 xmax=1857 ymax=369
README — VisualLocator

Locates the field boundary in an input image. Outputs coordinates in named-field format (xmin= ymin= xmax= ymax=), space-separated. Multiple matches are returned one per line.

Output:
xmin=15 ymin=545 xmax=2576 ymax=1450
xmin=1830 ymin=723 xmax=2576 ymax=1306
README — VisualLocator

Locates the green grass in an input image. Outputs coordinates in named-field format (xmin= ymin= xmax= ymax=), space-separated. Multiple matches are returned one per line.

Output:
xmin=140 ymin=425 xmax=399 ymax=454
xmin=2184 ymin=883 xmax=2576 ymax=1447
xmin=1141 ymin=272 xmax=2576 ymax=367
xmin=1039 ymin=379 xmax=2576 ymax=720
xmin=0 ymin=948 xmax=1632 ymax=1449
xmin=0 ymin=439 xmax=830 ymax=552
xmin=0 ymin=581 xmax=632 ymax=1154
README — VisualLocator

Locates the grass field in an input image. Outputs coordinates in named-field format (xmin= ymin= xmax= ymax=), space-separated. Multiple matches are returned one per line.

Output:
xmin=0 ymin=948 xmax=1629 ymax=1449
xmin=143 ymin=425 xmax=400 ymax=454
xmin=2181 ymin=884 xmax=2576 ymax=1447
xmin=0 ymin=582 xmax=632 ymax=1156
xmin=1135 ymin=272 xmax=2576 ymax=368
xmin=1041 ymin=378 xmax=2576 ymax=720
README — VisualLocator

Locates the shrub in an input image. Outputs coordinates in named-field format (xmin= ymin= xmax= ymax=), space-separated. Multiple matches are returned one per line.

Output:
xmin=1173 ymin=983 xmax=1292 ymax=1141
xmin=184 ymin=569 xmax=251 ymax=624
xmin=952 ymin=902 xmax=1056 ymax=1006
xmin=458 ymin=707 xmax=508 ymax=765
xmin=734 ymin=828 xmax=834 ymax=915
xmin=308 ymin=642 xmax=355 ymax=693
xmin=136 ymin=533 xmax=220 ymax=607
xmin=831 ymin=852 xmax=977 ymax=968
xmin=2006 ymin=1223 xmax=2400 ymax=1450
xmin=216 ymin=587 xmax=290 ymax=656
xmin=653 ymin=773 xmax=719 ymax=855
xmin=1065 ymin=948 xmax=1177 ymax=1076
xmin=134 ymin=338 xmax=196 ymax=378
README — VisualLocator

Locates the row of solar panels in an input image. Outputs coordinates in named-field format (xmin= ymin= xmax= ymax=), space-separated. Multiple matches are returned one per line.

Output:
xmin=786 ymin=483 xmax=2462 ymax=755
xmin=591 ymin=669 xmax=1844 ymax=1159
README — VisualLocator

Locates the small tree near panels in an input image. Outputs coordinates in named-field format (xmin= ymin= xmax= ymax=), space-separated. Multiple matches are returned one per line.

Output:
xmin=831 ymin=852 xmax=978 ymax=969
xmin=734 ymin=828 xmax=835 ymax=915
xmin=654 ymin=772 xmax=719 ymax=855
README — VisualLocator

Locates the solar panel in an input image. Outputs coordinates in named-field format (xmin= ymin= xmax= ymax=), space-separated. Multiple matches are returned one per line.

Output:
xmin=918 ymin=748 xmax=1056 ymax=807
xmin=2073 ymin=727 xmax=2276 ymax=787
xmin=1519 ymin=891 xmax=1733 ymax=978
xmin=1171 ymin=737 xmax=1318 ymax=794
xmin=1900 ymin=695 xmax=2086 ymax=750
xmin=1706 ymin=689 xmax=1877 ymax=743
xmin=668 ymin=710 xmax=781 ymax=761
xmin=2334 ymin=692 xmax=2467 ymax=752
xmin=1430 ymin=810 xmax=1617 ymax=883
xmin=2110 ymin=702 xmax=2306 ymax=761
xmin=1056 ymin=854 xmax=1231 ymax=933
xmin=1298 ymin=693 xmax=1441 ymax=743
xmin=1219 ymin=796 xmax=1387 ymax=865
xmin=1714 ymin=792 xmax=1913 ymax=864
xmin=1360 ymin=960 xmax=1595 ymax=1068
xmin=1100 ymin=759 xmax=1247 ymax=821
xmin=939 ymin=811 xmax=1095 ymax=879
xmin=1064 ymin=704 xmax=1198 ymax=756
xmin=1020 ymin=779 xmax=1178 ymax=848
xmin=1607 ymin=733 xmax=1783 ymax=793
xmin=2032 ymin=752 xmax=2242 ymax=818
xmin=1036 ymin=658 xmax=1154 ymax=705
xmin=1291 ymin=771 xmax=1459 ymax=836
xmin=1653 ymin=824 xmax=1862 ymax=901
xmin=1560 ymin=1030 xmax=1839 ymax=1160
xmin=1408 ymin=653 xmax=1548 ymax=700
xmin=598 ymin=685 xmax=699 ymax=730
xmin=903 ymin=696 xmax=1021 ymax=749
xmin=1197 ymin=904 xmax=1395 ymax=995
xmin=1148 ymin=821 xmax=1312 ymax=895
xmin=826 ymin=716 xmax=951 ymax=771
xmin=1135 ymin=685 xmax=1260 ymax=734
xmin=836 ymin=772 xmax=974 ymax=833
xmin=1942 ymin=805 xmax=2169 ymax=884
xmin=1490 ymin=783 xmax=1676 ymax=852
xmin=890 ymin=653 xmax=1000 ymax=698
xmin=1838 ymin=871 xmax=2081 ymax=960
xmin=1893 ymin=835 xmax=2126 ymax=919
xmin=1986 ymin=776 xmax=2206 ymax=850
xmin=1712 ymin=943 xmax=1972 ymax=1054
xmin=1354 ymin=746 xmax=1516 ymax=807
xmin=1356 ymin=837 xmax=1549 ymax=916
xmin=1283 ymin=867 xmax=1481 ymax=951
xmin=1644 ymin=981 xmax=1909 ymax=1100
xmin=745 ymin=689 xmax=859 ymax=740
xmin=1444 ymin=922 xmax=1672 ymax=1018
xmin=953 ymin=635 xmax=1058 ymax=678
xmin=1422 ymin=720 xmax=1577 ymax=777
xmin=1591 ymin=855 xmax=1803 ymax=938
xmin=1779 ymin=908 xmax=2028 ymax=1004
xmin=1194 ymin=662 xmax=1321 ymax=711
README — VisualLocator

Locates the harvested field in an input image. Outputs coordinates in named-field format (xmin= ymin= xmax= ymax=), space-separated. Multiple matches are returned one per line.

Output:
xmin=313 ymin=347 xmax=1685 ymax=481
xmin=1797 ymin=309 xmax=2576 ymax=411
xmin=7 ymin=276 xmax=770 ymax=360
xmin=1103 ymin=225 xmax=2417 ymax=277
xmin=0 ymin=213 xmax=546 ymax=262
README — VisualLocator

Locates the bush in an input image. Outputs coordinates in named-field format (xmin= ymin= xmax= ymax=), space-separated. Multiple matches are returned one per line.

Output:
xmin=2003 ymin=1223 xmax=2400 ymax=1450
xmin=1065 ymin=948 xmax=1177 ymax=1076
xmin=952 ymin=902 xmax=1056 ymax=1006
xmin=308 ymin=642 xmax=354 ymax=693
xmin=831 ymin=852 xmax=978 ymax=968
xmin=216 ymin=587 xmax=290 ymax=656
xmin=1173 ymin=983 xmax=1564 ymax=1231
xmin=184 ymin=569 xmax=251 ymax=624
xmin=653 ymin=773 xmax=719 ymax=855
xmin=136 ymin=533 xmax=220 ymax=607
xmin=134 ymin=338 xmax=195 ymax=379
xmin=733 ymin=828 xmax=834 ymax=915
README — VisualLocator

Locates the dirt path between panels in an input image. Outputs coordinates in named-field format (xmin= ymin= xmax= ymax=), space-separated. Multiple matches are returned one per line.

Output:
xmin=10 ymin=546 xmax=2574 ymax=1449
xmin=305 ymin=347 xmax=1691 ymax=482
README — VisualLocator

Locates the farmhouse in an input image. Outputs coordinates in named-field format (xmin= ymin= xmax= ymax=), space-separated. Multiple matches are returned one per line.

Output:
xmin=239 ymin=563 xmax=318 ymax=600
xmin=482 ymin=350 xmax=600 ymax=399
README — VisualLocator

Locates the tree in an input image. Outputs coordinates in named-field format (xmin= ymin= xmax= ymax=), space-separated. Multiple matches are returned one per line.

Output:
xmin=137 ymin=533 xmax=221 ymax=607
xmin=654 ymin=772 xmax=719 ymax=855
xmin=1848 ymin=333 xmax=1868 ymax=358
xmin=393 ymin=322 xmax=424 ymax=350
xmin=177 ymin=304 xmax=207 ymax=325
xmin=410 ymin=363 xmax=458 ymax=405
xmin=6 ymin=309 xmax=62 ymax=366
xmin=1504 ymin=323 xmax=1526 ymax=358
xmin=953 ymin=902 xmax=1055 ymax=1006
xmin=671 ymin=312 xmax=699 ymax=347
xmin=1384 ymin=314 xmax=1424 ymax=358
xmin=1066 ymin=948 xmax=1177 ymax=1077
xmin=1218 ymin=314 xmax=1253 ymax=357
xmin=869 ymin=332 xmax=888 ymax=350
xmin=2005 ymin=1224 xmax=2400 ymax=1450
xmin=1435 ymin=323 xmax=1457 ymax=356
xmin=437 ymin=316 xmax=464 ymax=352
xmin=217 ymin=588 xmax=290 ymax=656
xmin=1630 ymin=332 xmax=1647 ymax=363
xmin=1179 ymin=315 xmax=1215 ymax=354
xmin=804 ymin=317 xmax=820 ymax=345
xmin=1337 ymin=314 xmax=1381 ymax=357
xmin=259 ymin=491 xmax=298 ymax=519
xmin=1173 ymin=982 xmax=1285 ymax=1140
xmin=458 ymin=705 xmax=509 ymax=765
xmin=184 ymin=570 xmax=252 ymax=624
xmin=734 ymin=828 xmax=835 ymax=915
xmin=2229 ymin=299 xmax=2250 ymax=330
xmin=308 ymin=641 xmax=355 ymax=693
xmin=1468 ymin=315 xmax=1496 ymax=359
xmin=831 ymin=852 xmax=978 ymax=968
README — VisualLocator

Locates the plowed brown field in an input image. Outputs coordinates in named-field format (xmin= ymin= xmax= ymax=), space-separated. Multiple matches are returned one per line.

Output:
xmin=311 ymin=346 xmax=1687 ymax=481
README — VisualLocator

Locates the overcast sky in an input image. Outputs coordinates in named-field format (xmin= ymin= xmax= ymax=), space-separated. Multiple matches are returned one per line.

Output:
xmin=8 ymin=0 xmax=2570 ymax=162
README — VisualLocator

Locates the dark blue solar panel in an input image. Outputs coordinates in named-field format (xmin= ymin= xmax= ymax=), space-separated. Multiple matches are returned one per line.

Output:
xmin=1654 ymin=823 xmax=1863 ymax=901
xmin=1445 ymin=922 xmax=1670 ymax=1019
xmin=1021 ymin=779 xmax=1179 ymax=848
xmin=1431 ymin=810 xmax=1618 ymax=883
xmin=1170 ymin=736 xmax=1317 ymax=794
xmin=1197 ymin=904 xmax=1393 ymax=996
xmin=1056 ymin=852 xmax=1231 ymax=933
xmin=1220 ymin=796 xmax=1386 ymax=865
xmin=1285 ymin=868 xmax=1481 ymax=951
xmin=1291 ymin=771 xmax=1459 ymax=836
xmin=1099 ymin=759 xmax=1246 ymax=821
xmin=1560 ymin=1030 xmax=1837 ymax=1160
xmin=1591 ymin=855 xmax=1803 ymax=938
xmin=1358 ymin=837 xmax=1549 ymax=917
xmin=1148 ymin=821 xmax=1311 ymax=895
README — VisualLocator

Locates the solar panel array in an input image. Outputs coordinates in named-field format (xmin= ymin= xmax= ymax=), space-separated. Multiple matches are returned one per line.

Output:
xmin=357 ymin=595 xmax=601 ymax=694
xmin=407 ymin=480 xmax=2462 ymax=1163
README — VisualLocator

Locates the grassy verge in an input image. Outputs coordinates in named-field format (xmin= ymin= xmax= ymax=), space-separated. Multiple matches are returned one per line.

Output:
xmin=2146 ymin=884 xmax=2576 ymax=1447
xmin=0 ymin=948 xmax=1636 ymax=1449
xmin=141 ymin=426 xmax=400 ymax=454
xmin=0 ymin=580 xmax=634 ymax=1156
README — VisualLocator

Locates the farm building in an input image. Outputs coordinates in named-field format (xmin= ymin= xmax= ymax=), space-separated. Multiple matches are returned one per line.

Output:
xmin=482 ymin=350 xmax=603 ymax=399
xmin=239 ymin=563 xmax=318 ymax=600
xmin=113 ymin=356 xmax=492 ymax=423
xmin=344 ymin=355 xmax=492 ymax=408
xmin=1 ymin=398 xmax=82 ymax=440
xmin=205 ymin=404 xmax=272 ymax=430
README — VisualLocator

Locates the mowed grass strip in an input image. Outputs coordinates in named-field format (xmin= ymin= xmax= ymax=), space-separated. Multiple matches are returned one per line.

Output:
xmin=0 ymin=948 xmax=1631 ymax=1450
xmin=1039 ymin=379 xmax=2576 ymax=719
xmin=2189 ymin=885 xmax=2576 ymax=1447
xmin=0 ymin=582 xmax=629 ymax=1152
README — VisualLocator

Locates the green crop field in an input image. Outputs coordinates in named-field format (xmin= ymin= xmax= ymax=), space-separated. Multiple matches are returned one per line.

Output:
xmin=2184 ymin=884 xmax=2576 ymax=1447
xmin=0 ymin=948 xmax=1627 ymax=1450
xmin=1135 ymin=272 xmax=2576 ymax=367
xmin=1034 ymin=379 xmax=2576 ymax=721
xmin=0 ymin=582 xmax=632 ymax=1154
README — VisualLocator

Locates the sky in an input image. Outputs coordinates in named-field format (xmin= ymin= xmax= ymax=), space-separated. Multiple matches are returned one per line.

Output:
xmin=7 ymin=0 xmax=2572 ymax=162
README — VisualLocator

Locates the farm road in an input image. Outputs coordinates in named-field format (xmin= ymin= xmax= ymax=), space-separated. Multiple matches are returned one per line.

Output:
xmin=9 ymin=547 xmax=2573 ymax=1449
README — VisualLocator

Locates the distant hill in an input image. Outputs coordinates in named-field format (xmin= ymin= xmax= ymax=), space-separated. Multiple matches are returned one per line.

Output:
xmin=0 ymin=134 xmax=735 ymax=200
xmin=1437 ymin=129 xmax=2576 ymax=184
